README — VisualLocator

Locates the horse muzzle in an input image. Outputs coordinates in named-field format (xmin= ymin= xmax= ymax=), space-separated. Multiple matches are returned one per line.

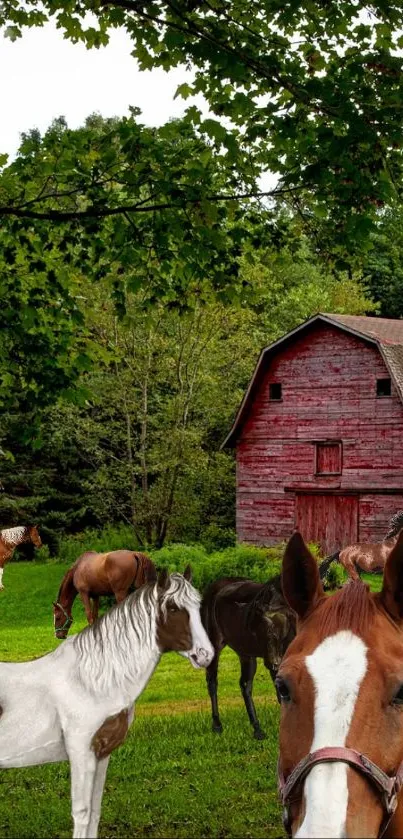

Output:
xmin=55 ymin=629 xmax=69 ymax=640
xmin=188 ymin=646 xmax=214 ymax=669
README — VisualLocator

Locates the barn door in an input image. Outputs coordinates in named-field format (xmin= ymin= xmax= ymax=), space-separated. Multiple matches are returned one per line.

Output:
xmin=295 ymin=494 xmax=358 ymax=555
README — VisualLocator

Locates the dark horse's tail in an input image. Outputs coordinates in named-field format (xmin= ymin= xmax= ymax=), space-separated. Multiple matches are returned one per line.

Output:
xmin=319 ymin=551 xmax=340 ymax=581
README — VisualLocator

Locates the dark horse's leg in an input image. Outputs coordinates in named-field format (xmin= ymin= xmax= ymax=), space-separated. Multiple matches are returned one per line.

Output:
xmin=239 ymin=655 xmax=265 ymax=740
xmin=206 ymin=651 xmax=223 ymax=734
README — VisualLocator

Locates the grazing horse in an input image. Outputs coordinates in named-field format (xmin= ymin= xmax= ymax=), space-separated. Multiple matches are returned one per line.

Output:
xmin=53 ymin=550 xmax=157 ymax=639
xmin=0 ymin=567 xmax=214 ymax=839
xmin=319 ymin=510 xmax=403 ymax=582
xmin=277 ymin=529 xmax=403 ymax=838
xmin=0 ymin=524 xmax=42 ymax=589
xmin=202 ymin=574 xmax=296 ymax=739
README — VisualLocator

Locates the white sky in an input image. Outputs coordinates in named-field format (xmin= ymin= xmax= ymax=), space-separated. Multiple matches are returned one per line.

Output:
xmin=1 ymin=23 xmax=203 ymax=159
xmin=0 ymin=21 xmax=278 ymax=192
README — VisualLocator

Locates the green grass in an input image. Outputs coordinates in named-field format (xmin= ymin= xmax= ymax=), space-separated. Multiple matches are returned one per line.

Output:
xmin=0 ymin=563 xmax=281 ymax=838
xmin=0 ymin=563 xmax=383 ymax=838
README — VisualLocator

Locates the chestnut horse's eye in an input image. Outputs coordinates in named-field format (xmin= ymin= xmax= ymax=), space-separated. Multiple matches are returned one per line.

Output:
xmin=275 ymin=677 xmax=291 ymax=704
xmin=392 ymin=685 xmax=403 ymax=706
xmin=167 ymin=604 xmax=180 ymax=613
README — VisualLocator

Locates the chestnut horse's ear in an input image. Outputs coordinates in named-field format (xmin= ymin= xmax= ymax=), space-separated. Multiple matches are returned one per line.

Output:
xmin=183 ymin=564 xmax=192 ymax=582
xmin=157 ymin=568 xmax=170 ymax=590
xmin=281 ymin=530 xmax=324 ymax=620
xmin=380 ymin=529 xmax=403 ymax=620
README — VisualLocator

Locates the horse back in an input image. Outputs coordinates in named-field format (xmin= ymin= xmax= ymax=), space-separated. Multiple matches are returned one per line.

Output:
xmin=201 ymin=574 xmax=285 ymax=651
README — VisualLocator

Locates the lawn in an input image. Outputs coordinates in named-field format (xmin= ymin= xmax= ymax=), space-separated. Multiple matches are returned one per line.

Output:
xmin=0 ymin=562 xmax=282 ymax=839
xmin=0 ymin=562 xmax=382 ymax=838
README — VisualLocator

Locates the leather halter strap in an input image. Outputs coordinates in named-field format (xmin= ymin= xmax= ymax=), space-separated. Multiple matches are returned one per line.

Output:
xmin=53 ymin=601 xmax=73 ymax=633
xmin=279 ymin=746 xmax=403 ymax=837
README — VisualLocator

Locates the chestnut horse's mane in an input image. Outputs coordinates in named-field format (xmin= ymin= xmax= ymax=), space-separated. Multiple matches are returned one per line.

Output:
xmin=313 ymin=580 xmax=376 ymax=639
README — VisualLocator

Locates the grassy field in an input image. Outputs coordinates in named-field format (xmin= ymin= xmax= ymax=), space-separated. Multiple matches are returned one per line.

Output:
xmin=0 ymin=562 xmax=383 ymax=838
xmin=0 ymin=562 xmax=283 ymax=838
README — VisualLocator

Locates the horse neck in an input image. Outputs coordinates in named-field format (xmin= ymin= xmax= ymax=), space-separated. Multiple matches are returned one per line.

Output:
xmin=57 ymin=568 xmax=78 ymax=610
xmin=73 ymin=586 xmax=161 ymax=700
xmin=0 ymin=526 xmax=28 ymax=548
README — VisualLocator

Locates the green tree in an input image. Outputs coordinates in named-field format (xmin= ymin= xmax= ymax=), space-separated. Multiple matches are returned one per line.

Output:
xmin=0 ymin=114 xmax=272 ymax=414
xmin=1 ymin=1 xmax=402 ymax=250
xmin=359 ymin=207 xmax=403 ymax=317
xmin=0 ymin=235 xmax=376 ymax=547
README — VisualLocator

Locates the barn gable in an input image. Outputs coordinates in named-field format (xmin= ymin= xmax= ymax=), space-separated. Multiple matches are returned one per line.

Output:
xmin=223 ymin=314 xmax=403 ymax=553
xmin=223 ymin=313 xmax=403 ymax=449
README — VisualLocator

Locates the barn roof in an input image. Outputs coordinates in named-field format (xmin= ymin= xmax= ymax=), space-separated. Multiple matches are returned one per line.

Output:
xmin=222 ymin=313 xmax=403 ymax=448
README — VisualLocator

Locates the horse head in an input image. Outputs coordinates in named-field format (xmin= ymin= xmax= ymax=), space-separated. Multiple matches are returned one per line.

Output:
xmin=277 ymin=529 xmax=403 ymax=839
xmin=28 ymin=525 xmax=42 ymax=548
xmin=263 ymin=608 xmax=296 ymax=679
xmin=53 ymin=601 xmax=73 ymax=640
xmin=156 ymin=565 xmax=214 ymax=669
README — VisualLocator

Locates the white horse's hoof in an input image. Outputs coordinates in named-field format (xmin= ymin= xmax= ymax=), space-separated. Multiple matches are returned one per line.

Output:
xmin=0 ymin=585 xmax=5 ymax=590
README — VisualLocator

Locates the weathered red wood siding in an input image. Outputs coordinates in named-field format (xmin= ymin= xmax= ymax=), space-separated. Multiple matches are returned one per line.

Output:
xmin=236 ymin=322 xmax=403 ymax=551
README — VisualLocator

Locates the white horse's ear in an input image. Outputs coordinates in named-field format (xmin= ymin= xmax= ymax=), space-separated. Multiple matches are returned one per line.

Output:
xmin=183 ymin=564 xmax=192 ymax=582
xmin=381 ymin=530 xmax=403 ymax=620
xmin=282 ymin=530 xmax=323 ymax=620
xmin=157 ymin=568 xmax=170 ymax=590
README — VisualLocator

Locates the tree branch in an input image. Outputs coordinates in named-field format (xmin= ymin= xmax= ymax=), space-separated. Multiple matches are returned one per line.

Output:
xmin=0 ymin=186 xmax=306 ymax=221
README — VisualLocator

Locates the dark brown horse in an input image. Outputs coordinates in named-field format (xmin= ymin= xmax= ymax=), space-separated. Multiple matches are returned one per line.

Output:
xmin=53 ymin=550 xmax=157 ymax=639
xmin=320 ymin=510 xmax=403 ymax=582
xmin=201 ymin=574 xmax=296 ymax=740
xmin=0 ymin=524 xmax=42 ymax=589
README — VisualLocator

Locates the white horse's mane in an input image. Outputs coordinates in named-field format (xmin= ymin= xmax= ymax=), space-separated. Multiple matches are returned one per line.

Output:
xmin=73 ymin=573 xmax=200 ymax=695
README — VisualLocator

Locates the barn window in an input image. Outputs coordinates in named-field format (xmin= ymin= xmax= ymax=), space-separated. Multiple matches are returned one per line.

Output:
xmin=376 ymin=377 xmax=391 ymax=397
xmin=315 ymin=442 xmax=342 ymax=475
xmin=269 ymin=383 xmax=282 ymax=400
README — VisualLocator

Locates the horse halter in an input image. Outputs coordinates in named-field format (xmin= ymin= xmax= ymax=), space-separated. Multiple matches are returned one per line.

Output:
xmin=53 ymin=601 xmax=73 ymax=635
xmin=278 ymin=746 xmax=403 ymax=838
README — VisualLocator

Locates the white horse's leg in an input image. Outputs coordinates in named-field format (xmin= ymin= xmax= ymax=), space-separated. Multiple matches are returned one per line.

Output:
xmin=0 ymin=567 xmax=4 ymax=589
xmin=69 ymin=748 xmax=97 ymax=839
xmin=87 ymin=756 xmax=110 ymax=839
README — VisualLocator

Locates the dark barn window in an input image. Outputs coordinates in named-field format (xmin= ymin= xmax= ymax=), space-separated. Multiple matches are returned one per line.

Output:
xmin=316 ymin=442 xmax=342 ymax=475
xmin=269 ymin=383 xmax=282 ymax=400
xmin=377 ymin=378 xmax=391 ymax=397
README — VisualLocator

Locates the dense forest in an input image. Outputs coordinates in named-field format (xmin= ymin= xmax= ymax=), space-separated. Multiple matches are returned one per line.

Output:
xmin=1 ymin=1 xmax=403 ymax=552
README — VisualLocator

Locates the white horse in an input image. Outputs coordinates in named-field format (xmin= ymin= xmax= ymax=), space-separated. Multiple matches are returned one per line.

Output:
xmin=0 ymin=566 xmax=213 ymax=838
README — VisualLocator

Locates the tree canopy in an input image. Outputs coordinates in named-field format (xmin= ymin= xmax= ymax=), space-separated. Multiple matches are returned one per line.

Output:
xmin=1 ymin=0 xmax=403 ymax=254
xmin=0 ymin=114 xmax=275 ymax=415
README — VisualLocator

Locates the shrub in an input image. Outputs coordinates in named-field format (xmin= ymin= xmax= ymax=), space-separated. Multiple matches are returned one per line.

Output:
xmin=200 ymin=523 xmax=236 ymax=552
xmin=324 ymin=562 xmax=345 ymax=590
xmin=150 ymin=542 xmax=285 ymax=591
xmin=55 ymin=524 xmax=139 ymax=564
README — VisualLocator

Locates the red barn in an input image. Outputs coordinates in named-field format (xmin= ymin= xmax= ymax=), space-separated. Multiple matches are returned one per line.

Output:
xmin=223 ymin=314 xmax=403 ymax=554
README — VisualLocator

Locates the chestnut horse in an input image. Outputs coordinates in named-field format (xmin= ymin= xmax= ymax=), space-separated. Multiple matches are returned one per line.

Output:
xmin=277 ymin=529 xmax=403 ymax=838
xmin=201 ymin=574 xmax=296 ymax=739
xmin=0 ymin=524 xmax=42 ymax=589
xmin=53 ymin=550 xmax=157 ymax=639
xmin=320 ymin=509 xmax=403 ymax=582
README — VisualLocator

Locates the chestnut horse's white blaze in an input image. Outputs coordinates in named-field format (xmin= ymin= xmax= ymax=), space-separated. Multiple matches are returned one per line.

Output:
xmin=296 ymin=631 xmax=368 ymax=839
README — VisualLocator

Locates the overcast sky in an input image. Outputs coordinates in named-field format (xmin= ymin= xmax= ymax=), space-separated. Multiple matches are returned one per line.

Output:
xmin=1 ymin=23 xmax=204 ymax=158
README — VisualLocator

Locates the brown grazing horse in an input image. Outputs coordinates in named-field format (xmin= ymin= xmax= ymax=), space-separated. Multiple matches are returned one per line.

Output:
xmin=0 ymin=524 xmax=42 ymax=589
xmin=201 ymin=574 xmax=296 ymax=740
xmin=320 ymin=510 xmax=403 ymax=582
xmin=277 ymin=529 xmax=403 ymax=838
xmin=53 ymin=550 xmax=157 ymax=639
